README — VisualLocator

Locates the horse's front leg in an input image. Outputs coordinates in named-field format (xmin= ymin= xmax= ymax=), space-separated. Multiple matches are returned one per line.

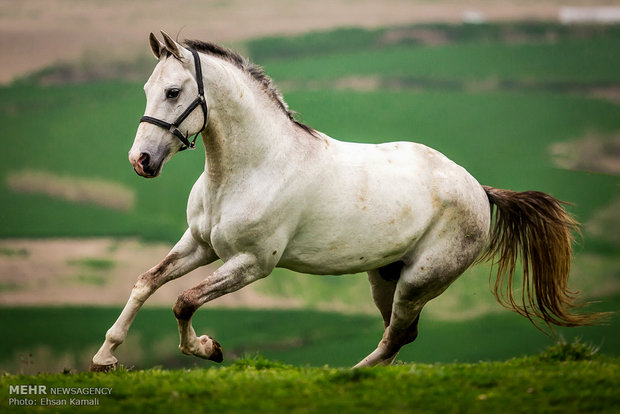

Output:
xmin=90 ymin=230 xmax=217 ymax=372
xmin=173 ymin=253 xmax=269 ymax=361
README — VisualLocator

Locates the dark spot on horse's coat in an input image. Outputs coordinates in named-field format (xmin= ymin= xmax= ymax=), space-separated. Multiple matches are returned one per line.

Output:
xmin=401 ymin=205 xmax=412 ymax=218
xmin=379 ymin=261 xmax=404 ymax=281
xmin=431 ymin=193 xmax=441 ymax=210
xmin=272 ymin=250 xmax=277 ymax=255
xmin=173 ymin=291 xmax=198 ymax=321
xmin=153 ymin=253 xmax=178 ymax=276
xmin=360 ymin=257 xmax=365 ymax=261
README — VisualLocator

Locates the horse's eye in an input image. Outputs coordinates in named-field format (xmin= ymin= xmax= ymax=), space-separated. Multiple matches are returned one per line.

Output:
xmin=166 ymin=88 xmax=180 ymax=99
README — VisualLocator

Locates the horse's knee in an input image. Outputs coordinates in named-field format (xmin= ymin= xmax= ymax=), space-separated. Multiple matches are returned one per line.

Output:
xmin=135 ymin=253 xmax=180 ymax=295
xmin=173 ymin=290 xmax=198 ymax=321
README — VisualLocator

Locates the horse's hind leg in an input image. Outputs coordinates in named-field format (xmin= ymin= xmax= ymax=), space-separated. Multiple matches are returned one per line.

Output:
xmin=356 ymin=259 xmax=431 ymax=368
xmin=355 ymin=229 xmax=484 ymax=368
xmin=367 ymin=261 xmax=403 ymax=328
xmin=90 ymin=230 xmax=217 ymax=371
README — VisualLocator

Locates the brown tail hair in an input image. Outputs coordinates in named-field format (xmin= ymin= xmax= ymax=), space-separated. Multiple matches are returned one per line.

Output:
xmin=480 ymin=186 xmax=606 ymax=331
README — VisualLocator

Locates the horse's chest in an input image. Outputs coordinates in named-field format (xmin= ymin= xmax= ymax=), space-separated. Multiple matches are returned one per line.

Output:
xmin=207 ymin=202 xmax=285 ymax=260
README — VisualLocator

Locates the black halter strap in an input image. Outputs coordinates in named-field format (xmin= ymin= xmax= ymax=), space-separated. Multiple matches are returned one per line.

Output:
xmin=140 ymin=48 xmax=208 ymax=151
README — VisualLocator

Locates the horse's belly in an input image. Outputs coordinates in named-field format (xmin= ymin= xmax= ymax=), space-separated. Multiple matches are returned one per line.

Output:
xmin=278 ymin=191 xmax=434 ymax=275
xmin=278 ymin=236 xmax=417 ymax=275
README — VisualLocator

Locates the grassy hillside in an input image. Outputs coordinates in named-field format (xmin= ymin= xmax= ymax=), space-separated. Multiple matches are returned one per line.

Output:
xmin=0 ymin=300 xmax=617 ymax=374
xmin=1 ymin=353 xmax=619 ymax=414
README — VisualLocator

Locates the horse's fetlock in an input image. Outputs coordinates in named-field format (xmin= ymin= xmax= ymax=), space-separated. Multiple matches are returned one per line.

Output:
xmin=105 ymin=328 xmax=124 ymax=345
xmin=179 ymin=343 xmax=196 ymax=355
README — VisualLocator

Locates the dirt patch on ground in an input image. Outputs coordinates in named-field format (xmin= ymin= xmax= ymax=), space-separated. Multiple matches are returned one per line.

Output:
xmin=0 ymin=238 xmax=300 ymax=309
xmin=378 ymin=27 xmax=452 ymax=46
xmin=585 ymin=198 xmax=620 ymax=245
xmin=0 ymin=0 xmax=587 ymax=84
xmin=281 ymin=77 xmax=620 ymax=106
xmin=0 ymin=237 xmax=504 ymax=320
xmin=590 ymin=85 xmax=620 ymax=104
xmin=6 ymin=170 xmax=135 ymax=211
xmin=0 ymin=237 xmax=615 ymax=320
xmin=549 ymin=131 xmax=620 ymax=175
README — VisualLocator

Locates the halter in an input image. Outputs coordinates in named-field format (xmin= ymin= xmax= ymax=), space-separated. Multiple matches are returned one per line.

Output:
xmin=140 ymin=48 xmax=207 ymax=151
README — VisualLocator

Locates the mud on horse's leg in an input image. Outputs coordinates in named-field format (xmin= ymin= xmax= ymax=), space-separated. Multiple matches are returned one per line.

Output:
xmin=173 ymin=253 xmax=269 ymax=362
xmin=90 ymin=231 xmax=215 ymax=372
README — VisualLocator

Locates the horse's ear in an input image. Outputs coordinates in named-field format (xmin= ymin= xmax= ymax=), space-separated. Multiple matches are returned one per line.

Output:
xmin=161 ymin=31 xmax=183 ymax=60
xmin=149 ymin=32 xmax=164 ymax=59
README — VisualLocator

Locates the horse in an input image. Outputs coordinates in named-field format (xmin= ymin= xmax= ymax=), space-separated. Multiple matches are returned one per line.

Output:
xmin=90 ymin=32 xmax=601 ymax=371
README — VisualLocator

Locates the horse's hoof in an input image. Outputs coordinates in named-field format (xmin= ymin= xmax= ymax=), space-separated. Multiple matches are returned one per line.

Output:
xmin=209 ymin=338 xmax=224 ymax=363
xmin=89 ymin=361 xmax=118 ymax=372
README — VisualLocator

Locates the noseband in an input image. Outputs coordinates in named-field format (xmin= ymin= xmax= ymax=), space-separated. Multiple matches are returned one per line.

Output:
xmin=139 ymin=48 xmax=207 ymax=151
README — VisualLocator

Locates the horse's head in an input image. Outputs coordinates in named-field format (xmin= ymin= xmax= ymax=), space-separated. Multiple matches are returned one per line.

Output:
xmin=129 ymin=32 xmax=207 ymax=178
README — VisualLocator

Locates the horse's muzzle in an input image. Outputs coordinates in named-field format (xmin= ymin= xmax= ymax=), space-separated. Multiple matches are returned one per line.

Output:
xmin=130 ymin=151 xmax=159 ymax=178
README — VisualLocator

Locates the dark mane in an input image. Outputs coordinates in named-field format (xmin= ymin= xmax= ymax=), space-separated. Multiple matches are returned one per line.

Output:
xmin=183 ymin=39 xmax=317 ymax=137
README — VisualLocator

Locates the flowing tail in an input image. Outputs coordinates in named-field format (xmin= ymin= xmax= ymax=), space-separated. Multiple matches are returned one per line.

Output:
xmin=479 ymin=186 xmax=607 ymax=331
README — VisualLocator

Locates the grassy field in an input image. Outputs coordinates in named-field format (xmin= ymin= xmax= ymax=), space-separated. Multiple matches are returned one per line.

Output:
xmin=0 ymin=298 xmax=617 ymax=374
xmin=1 ymin=352 xmax=619 ymax=414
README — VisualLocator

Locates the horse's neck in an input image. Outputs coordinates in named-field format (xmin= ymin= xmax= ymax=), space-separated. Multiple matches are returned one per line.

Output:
xmin=200 ymin=66 xmax=295 ymax=184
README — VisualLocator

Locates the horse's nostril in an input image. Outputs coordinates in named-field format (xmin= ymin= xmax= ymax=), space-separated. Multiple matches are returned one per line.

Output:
xmin=138 ymin=152 xmax=150 ymax=168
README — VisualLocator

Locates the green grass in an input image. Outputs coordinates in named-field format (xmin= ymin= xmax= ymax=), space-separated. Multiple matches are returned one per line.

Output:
xmin=71 ymin=274 xmax=109 ymax=287
xmin=263 ymin=39 xmax=620 ymax=84
xmin=68 ymin=258 xmax=116 ymax=271
xmin=0 ymin=282 xmax=21 ymax=292
xmin=0 ymin=81 xmax=200 ymax=242
xmin=1 ymin=353 xmax=618 ymax=413
xmin=0 ymin=247 xmax=28 ymax=257
xmin=0 ymin=299 xmax=617 ymax=374
xmin=247 ymin=22 xmax=620 ymax=60
xmin=251 ymin=22 xmax=620 ymax=84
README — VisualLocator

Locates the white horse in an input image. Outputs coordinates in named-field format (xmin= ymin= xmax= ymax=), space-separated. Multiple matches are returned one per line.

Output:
xmin=91 ymin=32 xmax=600 ymax=371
